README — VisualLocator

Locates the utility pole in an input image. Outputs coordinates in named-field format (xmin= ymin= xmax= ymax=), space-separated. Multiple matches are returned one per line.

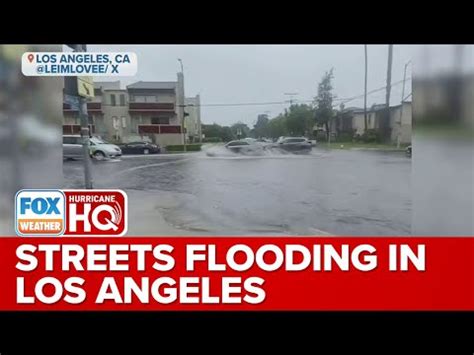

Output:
xmin=177 ymin=58 xmax=186 ymax=152
xmin=284 ymin=93 xmax=299 ymax=107
xmin=66 ymin=44 xmax=93 ymax=189
xmin=364 ymin=45 xmax=368 ymax=132
xmin=197 ymin=94 xmax=202 ymax=143
xmin=385 ymin=44 xmax=393 ymax=142
xmin=398 ymin=60 xmax=411 ymax=148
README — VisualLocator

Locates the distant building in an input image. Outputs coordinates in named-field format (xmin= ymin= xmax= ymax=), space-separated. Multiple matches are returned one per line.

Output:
xmin=63 ymin=81 xmax=121 ymax=136
xmin=350 ymin=104 xmax=387 ymax=136
xmin=63 ymin=75 xmax=186 ymax=146
xmin=389 ymin=102 xmax=412 ymax=144
xmin=313 ymin=101 xmax=412 ymax=144
xmin=127 ymin=79 xmax=183 ymax=146
xmin=98 ymin=81 xmax=128 ymax=142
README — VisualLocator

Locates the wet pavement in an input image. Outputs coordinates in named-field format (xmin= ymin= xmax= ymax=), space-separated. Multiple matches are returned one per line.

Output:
xmin=62 ymin=146 xmax=411 ymax=236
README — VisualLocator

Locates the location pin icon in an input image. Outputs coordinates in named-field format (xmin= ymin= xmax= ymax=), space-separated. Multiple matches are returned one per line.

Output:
xmin=27 ymin=53 xmax=34 ymax=63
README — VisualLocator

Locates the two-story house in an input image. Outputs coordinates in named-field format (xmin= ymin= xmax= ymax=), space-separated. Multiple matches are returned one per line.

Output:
xmin=127 ymin=80 xmax=183 ymax=146
xmin=63 ymin=75 xmax=191 ymax=146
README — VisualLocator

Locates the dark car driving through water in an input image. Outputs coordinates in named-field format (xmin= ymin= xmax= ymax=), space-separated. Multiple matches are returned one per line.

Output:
xmin=119 ymin=141 xmax=161 ymax=155
xmin=270 ymin=137 xmax=312 ymax=153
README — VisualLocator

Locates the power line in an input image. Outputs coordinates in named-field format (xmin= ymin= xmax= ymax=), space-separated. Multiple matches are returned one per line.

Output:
xmin=188 ymin=78 xmax=411 ymax=108
xmin=190 ymin=101 xmax=291 ymax=107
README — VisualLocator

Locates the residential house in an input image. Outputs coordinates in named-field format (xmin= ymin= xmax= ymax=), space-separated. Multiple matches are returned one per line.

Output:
xmin=127 ymin=79 xmax=183 ymax=146
xmin=96 ymin=81 xmax=128 ymax=142
xmin=389 ymin=101 xmax=412 ymax=144
xmin=351 ymin=104 xmax=387 ymax=136
xmin=314 ymin=102 xmax=412 ymax=144
xmin=62 ymin=81 xmax=121 ymax=136
xmin=63 ymin=74 xmax=193 ymax=147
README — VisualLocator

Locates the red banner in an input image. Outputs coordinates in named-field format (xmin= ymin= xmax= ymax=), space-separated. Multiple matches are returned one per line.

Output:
xmin=0 ymin=237 xmax=472 ymax=310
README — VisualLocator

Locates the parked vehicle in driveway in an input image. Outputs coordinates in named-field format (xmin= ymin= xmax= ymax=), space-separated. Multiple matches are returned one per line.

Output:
xmin=119 ymin=141 xmax=160 ymax=155
xmin=63 ymin=135 xmax=122 ymax=160
xmin=225 ymin=140 xmax=264 ymax=154
xmin=270 ymin=137 xmax=312 ymax=153
xmin=63 ymin=135 xmax=83 ymax=160
xmin=89 ymin=137 xmax=122 ymax=160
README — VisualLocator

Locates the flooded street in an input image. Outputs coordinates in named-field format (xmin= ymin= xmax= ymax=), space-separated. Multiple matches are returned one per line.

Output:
xmin=63 ymin=147 xmax=411 ymax=236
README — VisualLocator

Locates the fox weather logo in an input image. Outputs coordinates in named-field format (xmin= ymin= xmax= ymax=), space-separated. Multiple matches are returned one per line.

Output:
xmin=15 ymin=189 xmax=66 ymax=236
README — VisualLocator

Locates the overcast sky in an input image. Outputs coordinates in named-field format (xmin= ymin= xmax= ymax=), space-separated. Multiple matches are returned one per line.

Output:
xmin=87 ymin=45 xmax=428 ymax=126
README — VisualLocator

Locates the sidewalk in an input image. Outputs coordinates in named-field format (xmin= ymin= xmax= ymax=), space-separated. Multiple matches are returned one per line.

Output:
xmin=125 ymin=189 xmax=200 ymax=236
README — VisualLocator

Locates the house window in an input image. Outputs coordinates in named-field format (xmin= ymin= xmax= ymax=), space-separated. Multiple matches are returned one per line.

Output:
xmin=129 ymin=95 xmax=135 ymax=102
xmin=151 ymin=117 xmax=170 ymax=125
xmin=121 ymin=116 xmax=127 ymax=128
xmin=112 ymin=116 xmax=119 ymax=130
xmin=120 ymin=94 xmax=125 ymax=106
xmin=132 ymin=95 xmax=158 ymax=103
xmin=110 ymin=94 xmax=116 ymax=106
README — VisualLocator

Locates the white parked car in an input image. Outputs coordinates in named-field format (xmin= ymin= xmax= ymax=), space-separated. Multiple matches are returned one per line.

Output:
xmin=63 ymin=135 xmax=122 ymax=160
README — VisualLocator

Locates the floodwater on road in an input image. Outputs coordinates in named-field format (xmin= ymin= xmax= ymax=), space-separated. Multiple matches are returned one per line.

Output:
xmin=63 ymin=147 xmax=411 ymax=236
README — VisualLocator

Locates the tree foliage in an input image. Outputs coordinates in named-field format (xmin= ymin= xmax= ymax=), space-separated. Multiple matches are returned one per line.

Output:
xmin=285 ymin=104 xmax=314 ymax=136
xmin=267 ymin=114 xmax=288 ymax=138
xmin=314 ymin=69 xmax=335 ymax=139
xmin=253 ymin=114 xmax=270 ymax=138
xmin=231 ymin=122 xmax=250 ymax=138
xmin=202 ymin=123 xmax=234 ymax=142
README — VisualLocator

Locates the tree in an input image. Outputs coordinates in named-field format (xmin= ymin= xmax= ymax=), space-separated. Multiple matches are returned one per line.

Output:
xmin=267 ymin=114 xmax=288 ymax=139
xmin=314 ymin=69 xmax=335 ymax=141
xmin=221 ymin=126 xmax=234 ymax=142
xmin=285 ymin=104 xmax=314 ymax=136
xmin=253 ymin=114 xmax=270 ymax=138
xmin=231 ymin=122 xmax=250 ymax=139
xmin=202 ymin=123 xmax=219 ymax=138
xmin=201 ymin=123 xmax=235 ymax=142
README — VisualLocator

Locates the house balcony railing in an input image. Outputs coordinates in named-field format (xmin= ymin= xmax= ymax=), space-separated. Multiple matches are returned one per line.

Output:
xmin=63 ymin=124 xmax=96 ymax=135
xmin=63 ymin=102 xmax=102 ymax=113
xmin=129 ymin=102 xmax=175 ymax=113
xmin=138 ymin=124 xmax=181 ymax=134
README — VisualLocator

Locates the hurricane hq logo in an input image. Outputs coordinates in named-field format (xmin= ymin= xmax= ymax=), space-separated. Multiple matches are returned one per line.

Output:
xmin=15 ymin=189 xmax=127 ymax=236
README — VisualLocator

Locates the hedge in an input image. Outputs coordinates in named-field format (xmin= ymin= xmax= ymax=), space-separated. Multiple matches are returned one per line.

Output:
xmin=202 ymin=137 xmax=222 ymax=143
xmin=166 ymin=144 xmax=202 ymax=152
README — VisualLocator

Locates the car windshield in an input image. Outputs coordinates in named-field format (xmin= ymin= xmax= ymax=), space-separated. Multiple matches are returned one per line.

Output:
xmin=228 ymin=141 xmax=249 ymax=146
xmin=287 ymin=138 xmax=306 ymax=143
